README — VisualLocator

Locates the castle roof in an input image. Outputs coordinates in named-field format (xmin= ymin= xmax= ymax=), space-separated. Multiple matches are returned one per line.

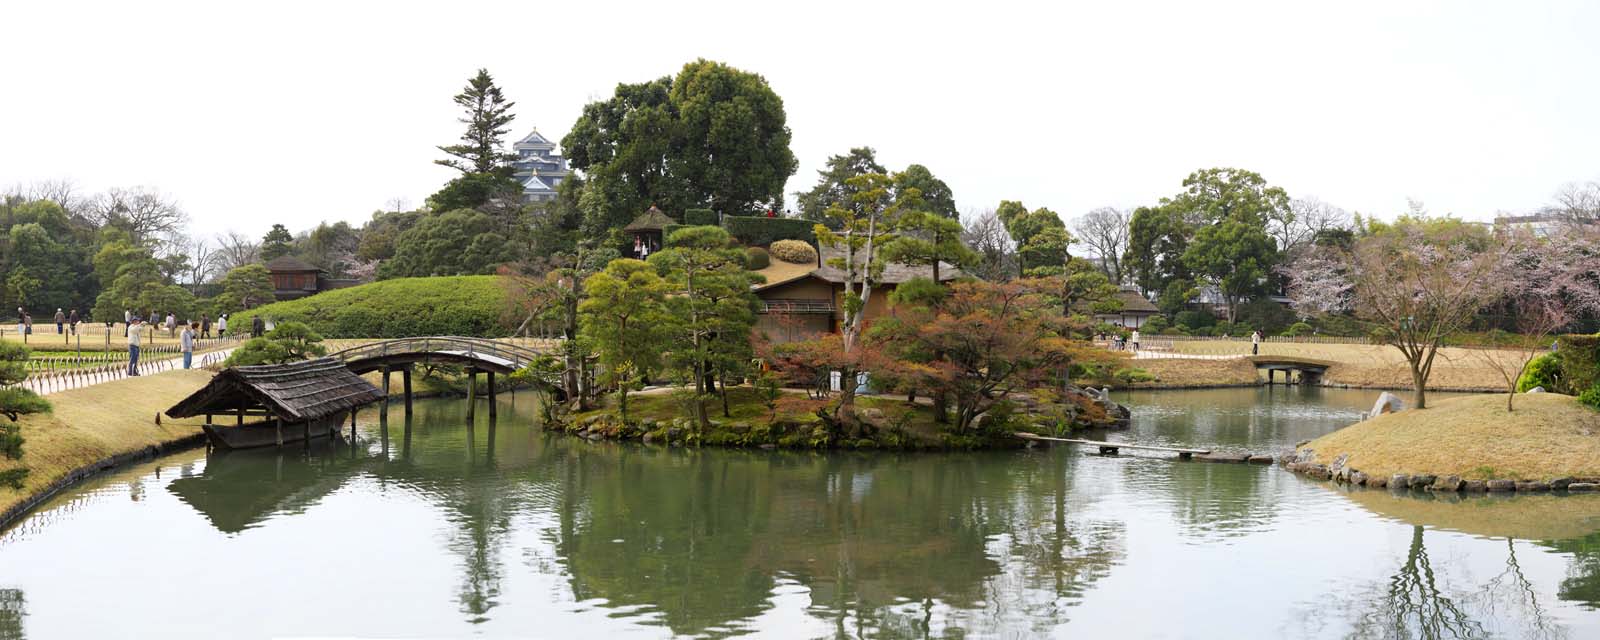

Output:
xmin=515 ymin=129 xmax=554 ymax=148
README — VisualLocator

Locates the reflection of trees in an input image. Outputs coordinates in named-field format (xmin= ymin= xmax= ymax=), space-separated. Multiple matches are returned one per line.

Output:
xmin=1349 ymin=526 xmax=1486 ymax=640
xmin=1478 ymin=539 xmax=1566 ymax=640
xmin=1543 ymin=531 xmax=1600 ymax=610
xmin=0 ymin=589 xmax=22 ymax=640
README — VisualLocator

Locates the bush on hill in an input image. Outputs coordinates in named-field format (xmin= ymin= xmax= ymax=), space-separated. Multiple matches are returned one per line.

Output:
xmin=723 ymin=215 xmax=815 ymax=246
xmin=769 ymin=239 xmax=817 ymax=264
xmin=230 ymin=276 xmax=511 ymax=338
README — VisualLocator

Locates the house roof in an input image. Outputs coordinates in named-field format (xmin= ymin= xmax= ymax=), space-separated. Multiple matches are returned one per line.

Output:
xmin=165 ymin=358 xmax=386 ymax=424
xmin=515 ymin=128 xmax=554 ymax=147
xmin=522 ymin=175 xmax=554 ymax=192
xmin=264 ymin=256 xmax=323 ymax=273
xmin=1105 ymin=288 xmax=1159 ymax=314
xmin=624 ymin=206 xmax=677 ymax=232
xmin=751 ymin=246 xmax=963 ymax=292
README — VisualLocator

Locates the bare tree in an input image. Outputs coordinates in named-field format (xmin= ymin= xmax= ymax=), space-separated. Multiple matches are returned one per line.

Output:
xmin=88 ymin=186 xmax=188 ymax=243
xmin=961 ymin=208 xmax=1016 ymax=282
xmin=1286 ymin=222 xmax=1511 ymax=409
xmin=213 ymin=230 xmax=261 ymax=272
xmin=1277 ymin=197 xmax=1350 ymax=252
xmin=18 ymin=179 xmax=88 ymax=215
xmin=1550 ymin=179 xmax=1600 ymax=223
xmin=184 ymin=236 xmax=220 ymax=286
xmin=1071 ymin=207 xmax=1129 ymax=285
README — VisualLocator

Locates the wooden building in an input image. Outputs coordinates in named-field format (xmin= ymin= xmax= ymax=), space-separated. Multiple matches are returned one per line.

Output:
xmin=1092 ymin=287 xmax=1161 ymax=329
xmin=165 ymin=358 xmax=387 ymax=449
xmin=624 ymin=206 xmax=676 ymax=259
xmin=264 ymin=256 xmax=361 ymax=300
xmin=752 ymin=247 xmax=963 ymax=342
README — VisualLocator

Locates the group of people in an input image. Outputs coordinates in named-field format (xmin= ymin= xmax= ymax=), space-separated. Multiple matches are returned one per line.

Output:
xmin=12 ymin=307 xmax=83 ymax=337
xmin=1099 ymin=329 xmax=1142 ymax=352
xmin=120 ymin=310 xmax=228 ymax=339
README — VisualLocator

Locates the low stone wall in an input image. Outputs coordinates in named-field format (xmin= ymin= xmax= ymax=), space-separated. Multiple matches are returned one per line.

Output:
xmin=1279 ymin=448 xmax=1600 ymax=493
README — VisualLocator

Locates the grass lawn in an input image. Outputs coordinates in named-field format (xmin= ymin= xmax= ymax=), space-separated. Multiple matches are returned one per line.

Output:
xmin=1168 ymin=340 xmax=1525 ymax=391
xmin=0 ymin=369 xmax=216 ymax=520
xmin=1118 ymin=357 xmax=1261 ymax=388
xmin=1299 ymin=392 xmax=1600 ymax=481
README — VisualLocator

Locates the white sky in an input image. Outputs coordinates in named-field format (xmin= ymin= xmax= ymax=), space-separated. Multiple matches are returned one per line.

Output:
xmin=3 ymin=0 xmax=1598 ymax=239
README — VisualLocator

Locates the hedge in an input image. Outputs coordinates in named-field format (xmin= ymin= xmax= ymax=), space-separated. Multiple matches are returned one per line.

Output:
xmin=722 ymin=215 xmax=815 ymax=246
xmin=1559 ymin=334 xmax=1600 ymax=392
xmin=685 ymin=208 xmax=718 ymax=226
xmin=230 ymin=275 xmax=512 ymax=339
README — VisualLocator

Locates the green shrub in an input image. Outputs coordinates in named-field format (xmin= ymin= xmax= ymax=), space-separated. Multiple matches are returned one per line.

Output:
xmin=231 ymin=275 xmax=511 ymax=339
xmin=1114 ymin=368 xmax=1156 ymax=383
xmin=1518 ymin=352 xmax=1564 ymax=393
xmin=723 ymin=215 xmax=815 ymax=246
xmin=1558 ymin=335 xmax=1600 ymax=392
xmin=769 ymin=239 xmax=818 ymax=264
xmin=1174 ymin=310 xmax=1214 ymax=331
xmin=224 ymin=321 xmax=329 ymax=367
xmin=1214 ymin=321 xmax=1249 ymax=337
xmin=1236 ymin=298 xmax=1296 ymax=334
xmin=1281 ymin=322 xmax=1315 ymax=337
xmin=684 ymin=208 xmax=718 ymax=226
xmin=1580 ymin=384 xmax=1600 ymax=411
xmin=1141 ymin=316 xmax=1170 ymax=334
xmin=661 ymin=224 xmax=689 ymax=246
xmin=1311 ymin=314 xmax=1366 ymax=337
xmin=744 ymin=247 xmax=770 ymax=270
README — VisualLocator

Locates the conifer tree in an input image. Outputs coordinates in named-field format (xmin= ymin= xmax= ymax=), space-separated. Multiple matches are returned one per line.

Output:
xmin=436 ymin=69 xmax=518 ymax=176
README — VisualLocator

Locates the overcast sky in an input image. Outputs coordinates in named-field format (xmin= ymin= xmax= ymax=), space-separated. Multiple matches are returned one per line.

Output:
xmin=4 ymin=0 xmax=1598 ymax=238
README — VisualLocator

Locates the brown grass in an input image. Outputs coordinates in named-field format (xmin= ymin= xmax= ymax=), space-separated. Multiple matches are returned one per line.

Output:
xmin=1121 ymin=357 xmax=1260 ymax=388
xmin=1170 ymin=341 xmax=1523 ymax=391
xmin=1301 ymin=393 xmax=1600 ymax=481
xmin=0 ymin=369 xmax=216 ymax=516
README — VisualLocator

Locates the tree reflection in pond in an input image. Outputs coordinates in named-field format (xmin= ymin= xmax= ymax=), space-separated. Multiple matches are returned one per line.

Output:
xmin=0 ymin=589 xmax=23 ymax=640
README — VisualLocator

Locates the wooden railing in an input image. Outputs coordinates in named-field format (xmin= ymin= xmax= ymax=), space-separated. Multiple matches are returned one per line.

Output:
xmin=326 ymin=336 xmax=556 ymax=370
xmin=758 ymin=299 xmax=835 ymax=314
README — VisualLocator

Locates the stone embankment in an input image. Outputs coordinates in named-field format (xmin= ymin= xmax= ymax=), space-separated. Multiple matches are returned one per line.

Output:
xmin=1280 ymin=448 xmax=1600 ymax=493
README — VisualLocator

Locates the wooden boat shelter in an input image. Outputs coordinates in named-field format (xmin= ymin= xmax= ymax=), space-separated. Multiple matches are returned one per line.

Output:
xmin=166 ymin=358 xmax=387 ymax=449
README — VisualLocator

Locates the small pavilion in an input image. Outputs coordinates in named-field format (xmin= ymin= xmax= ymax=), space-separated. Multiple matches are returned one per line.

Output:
xmin=623 ymin=206 xmax=676 ymax=258
xmin=166 ymin=358 xmax=386 ymax=449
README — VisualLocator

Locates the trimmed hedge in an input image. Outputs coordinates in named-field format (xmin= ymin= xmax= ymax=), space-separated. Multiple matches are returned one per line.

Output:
xmin=685 ymin=208 xmax=718 ymax=226
xmin=769 ymin=239 xmax=818 ymax=264
xmin=723 ymin=215 xmax=815 ymax=246
xmin=745 ymin=247 xmax=770 ymax=269
xmin=230 ymin=276 xmax=511 ymax=338
xmin=1560 ymin=334 xmax=1600 ymax=392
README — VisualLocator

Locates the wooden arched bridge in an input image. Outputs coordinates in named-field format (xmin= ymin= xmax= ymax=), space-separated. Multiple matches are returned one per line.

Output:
xmin=326 ymin=337 xmax=559 ymax=421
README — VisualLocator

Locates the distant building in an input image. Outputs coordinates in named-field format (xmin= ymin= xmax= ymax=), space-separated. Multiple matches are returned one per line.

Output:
xmin=750 ymin=247 xmax=964 ymax=343
xmin=264 ymin=256 xmax=359 ymax=301
xmin=1494 ymin=213 xmax=1567 ymax=238
xmin=1093 ymin=287 xmax=1160 ymax=329
xmin=510 ymin=128 xmax=571 ymax=203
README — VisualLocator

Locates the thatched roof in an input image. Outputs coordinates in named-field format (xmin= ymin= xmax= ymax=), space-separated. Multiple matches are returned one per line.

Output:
xmin=1110 ymin=288 xmax=1159 ymax=314
xmin=166 ymin=358 xmax=385 ymax=423
xmin=623 ymin=206 xmax=676 ymax=232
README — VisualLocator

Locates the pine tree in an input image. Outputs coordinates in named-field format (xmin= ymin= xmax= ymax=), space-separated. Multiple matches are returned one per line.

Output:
xmin=260 ymin=224 xmax=294 ymax=261
xmin=436 ymin=69 xmax=518 ymax=176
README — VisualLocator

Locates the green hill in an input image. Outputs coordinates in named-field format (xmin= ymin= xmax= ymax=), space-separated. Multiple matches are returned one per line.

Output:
xmin=231 ymin=276 xmax=512 ymax=338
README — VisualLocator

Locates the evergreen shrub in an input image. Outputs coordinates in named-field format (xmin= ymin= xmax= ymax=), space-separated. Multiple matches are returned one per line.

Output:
xmin=723 ymin=215 xmax=815 ymax=246
xmin=231 ymin=276 xmax=511 ymax=338
xmin=769 ymin=240 xmax=817 ymax=264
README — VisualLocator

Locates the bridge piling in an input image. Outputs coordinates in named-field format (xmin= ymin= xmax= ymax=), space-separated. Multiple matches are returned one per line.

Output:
xmin=487 ymin=371 xmax=497 ymax=419
xmin=380 ymin=366 xmax=391 ymax=422
xmin=402 ymin=367 xmax=413 ymax=417
xmin=466 ymin=368 xmax=477 ymax=422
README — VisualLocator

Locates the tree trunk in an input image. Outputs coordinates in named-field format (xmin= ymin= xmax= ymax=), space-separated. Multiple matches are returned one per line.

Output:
xmin=1410 ymin=366 xmax=1428 ymax=410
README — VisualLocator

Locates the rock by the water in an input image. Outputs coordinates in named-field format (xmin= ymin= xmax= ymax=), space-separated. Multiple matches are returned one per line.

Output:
xmin=1390 ymin=474 xmax=1411 ymax=489
xmin=1367 ymin=475 xmax=1389 ymax=489
xmin=1486 ymin=479 xmax=1515 ymax=492
xmin=1370 ymin=392 xmax=1405 ymax=419
xmin=1526 ymin=386 xmax=1546 ymax=394
xmin=1463 ymin=480 xmax=1487 ymax=492
xmin=1349 ymin=471 xmax=1368 ymax=486
xmin=1409 ymin=474 xmax=1437 ymax=488
xmin=1516 ymin=481 xmax=1550 ymax=492
xmin=1430 ymin=475 xmax=1463 ymax=492
xmin=1552 ymin=477 xmax=1575 ymax=490
xmin=1569 ymin=483 xmax=1600 ymax=492
xmin=1247 ymin=455 xmax=1275 ymax=465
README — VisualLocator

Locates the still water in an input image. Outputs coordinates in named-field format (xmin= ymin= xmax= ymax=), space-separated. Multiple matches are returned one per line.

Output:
xmin=4 ymin=387 xmax=1600 ymax=639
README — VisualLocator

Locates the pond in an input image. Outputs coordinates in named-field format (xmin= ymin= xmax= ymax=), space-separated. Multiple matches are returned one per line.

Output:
xmin=3 ymin=387 xmax=1600 ymax=639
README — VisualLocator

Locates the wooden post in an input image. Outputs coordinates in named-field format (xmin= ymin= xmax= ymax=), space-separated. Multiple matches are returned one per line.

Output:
xmin=402 ymin=366 xmax=413 ymax=417
xmin=487 ymin=371 xmax=497 ymax=419
xmin=466 ymin=368 xmax=477 ymax=422
xmin=302 ymin=419 xmax=309 ymax=448
xmin=380 ymin=366 xmax=391 ymax=421
xmin=350 ymin=408 xmax=358 ymax=443
xmin=237 ymin=405 xmax=245 ymax=425
xmin=275 ymin=419 xmax=283 ymax=447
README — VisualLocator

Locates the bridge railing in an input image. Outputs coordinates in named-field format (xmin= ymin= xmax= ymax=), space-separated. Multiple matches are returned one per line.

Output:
xmin=326 ymin=336 xmax=554 ymax=369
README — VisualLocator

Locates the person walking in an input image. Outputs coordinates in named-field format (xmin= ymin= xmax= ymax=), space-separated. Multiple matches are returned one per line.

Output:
xmin=123 ymin=309 xmax=131 ymax=337
xmin=53 ymin=308 xmax=65 ymax=334
xmin=201 ymin=314 xmax=212 ymax=339
xmin=217 ymin=314 xmax=228 ymax=339
xmin=68 ymin=308 xmax=79 ymax=335
xmin=1251 ymin=330 xmax=1261 ymax=355
xmin=13 ymin=310 xmax=22 ymax=337
xmin=165 ymin=312 xmax=177 ymax=338
xmin=22 ymin=312 xmax=31 ymax=338
xmin=251 ymin=315 xmax=265 ymax=338
xmin=127 ymin=316 xmax=144 ymax=376
xmin=181 ymin=322 xmax=198 ymax=369
xmin=1130 ymin=329 xmax=1141 ymax=353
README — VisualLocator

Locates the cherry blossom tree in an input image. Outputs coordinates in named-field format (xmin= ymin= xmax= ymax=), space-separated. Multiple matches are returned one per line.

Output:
xmin=1479 ymin=230 xmax=1600 ymax=409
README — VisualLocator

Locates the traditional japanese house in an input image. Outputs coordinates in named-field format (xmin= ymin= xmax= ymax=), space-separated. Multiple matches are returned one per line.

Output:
xmin=165 ymin=358 xmax=387 ymax=450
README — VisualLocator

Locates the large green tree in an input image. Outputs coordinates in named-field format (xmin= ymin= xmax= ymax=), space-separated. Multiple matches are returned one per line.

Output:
xmin=796 ymin=147 xmax=887 ymax=223
xmin=893 ymin=164 xmax=957 ymax=219
xmin=378 ymin=210 xmax=514 ymax=278
xmin=564 ymin=60 xmax=797 ymax=240
xmin=215 ymin=264 xmax=276 ymax=315
xmin=260 ymin=224 xmax=294 ymax=261
xmin=1182 ymin=219 xmax=1277 ymax=322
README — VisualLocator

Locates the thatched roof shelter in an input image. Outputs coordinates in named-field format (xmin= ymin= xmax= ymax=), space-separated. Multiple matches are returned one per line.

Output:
xmin=166 ymin=358 xmax=385 ymax=424
xmin=623 ymin=205 xmax=676 ymax=232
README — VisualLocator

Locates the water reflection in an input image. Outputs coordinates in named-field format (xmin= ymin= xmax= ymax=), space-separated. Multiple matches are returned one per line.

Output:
xmin=7 ymin=390 xmax=1600 ymax=638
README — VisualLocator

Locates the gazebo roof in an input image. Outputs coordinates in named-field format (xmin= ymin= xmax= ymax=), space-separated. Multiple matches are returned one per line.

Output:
xmin=623 ymin=206 xmax=677 ymax=232
xmin=165 ymin=358 xmax=385 ymax=424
